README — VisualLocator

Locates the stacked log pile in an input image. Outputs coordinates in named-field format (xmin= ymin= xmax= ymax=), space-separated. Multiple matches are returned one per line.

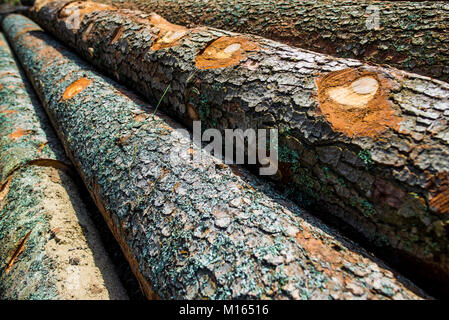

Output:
xmin=0 ymin=32 xmax=128 ymax=299
xmin=97 ymin=0 xmax=449 ymax=82
xmin=1 ymin=13 xmax=431 ymax=299
xmin=27 ymin=0 xmax=449 ymax=293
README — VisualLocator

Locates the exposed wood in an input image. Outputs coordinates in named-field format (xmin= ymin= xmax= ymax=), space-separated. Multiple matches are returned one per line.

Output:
xmin=3 ymin=13 xmax=430 ymax=300
xmin=29 ymin=1 xmax=449 ymax=290
xmin=0 ymin=31 xmax=128 ymax=300
xmin=97 ymin=0 xmax=449 ymax=82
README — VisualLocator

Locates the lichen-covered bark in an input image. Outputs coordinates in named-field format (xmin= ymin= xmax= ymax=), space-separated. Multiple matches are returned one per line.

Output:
xmin=3 ymin=13 xmax=431 ymax=300
xmin=0 ymin=166 xmax=129 ymax=299
xmin=0 ymin=31 xmax=128 ymax=300
xmin=28 ymin=1 xmax=449 ymax=292
xmin=0 ymin=165 xmax=63 ymax=300
xmin=96 ymin=0 xmax=449 ymax=82
xmin=0 ymin=33 xmax=69 ymax=183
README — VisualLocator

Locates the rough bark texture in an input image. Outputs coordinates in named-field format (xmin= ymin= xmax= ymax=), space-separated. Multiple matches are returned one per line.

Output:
xmin=3 ymin=13 xmax=431 ymax=300
xmin=0 ymin=31 xmax=128 ymax=300
xmin=29 ymin=1 xmax=449 ymax=292
xmin=0 ymin=4 xmax=29 ymax=15
xmin=0 ymin=34 xmax=68 ymax=184
xmin=97 ymin=0 xmax=449 ymax=82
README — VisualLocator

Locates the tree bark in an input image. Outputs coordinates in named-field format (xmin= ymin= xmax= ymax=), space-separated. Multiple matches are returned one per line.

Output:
xmin=28 ymin=1 xmax=449 ymax=291
xmin=3 ymin=13 xmax=431 ymax=299
xmin=0 ymin=32 xmax=128 ymax=300
xmin=95 ymin=0 xmax=449 ymax=82
xmin=0 ymin=34 xmax=69 ymax=184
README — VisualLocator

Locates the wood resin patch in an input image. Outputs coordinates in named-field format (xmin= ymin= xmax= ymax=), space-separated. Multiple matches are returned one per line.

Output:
xmin=316 ymin=68 xmax=402 ymax=138
xmin=195 ymin=36 xmax=259 ymax=69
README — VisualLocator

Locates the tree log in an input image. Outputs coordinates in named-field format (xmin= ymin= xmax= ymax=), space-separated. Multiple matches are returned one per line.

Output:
xmin=28 ymin=1 xmax=449 ymax=291
xmin=0 ymin=31 xmax=128 ymax=300
xmin=3 ymin=13 xmax=431 ymax=300
xmin=95 ymin=0 xmax=449 ymax=82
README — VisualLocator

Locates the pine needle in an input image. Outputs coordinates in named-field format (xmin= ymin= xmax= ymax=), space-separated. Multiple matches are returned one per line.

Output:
xmin=152 ymin=84 xmax=171 ymax=118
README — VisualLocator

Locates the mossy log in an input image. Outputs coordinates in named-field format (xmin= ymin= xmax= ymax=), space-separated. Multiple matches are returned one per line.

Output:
xmin=3 ymin=13 xmax=430 ymax=300
xmin=29 ymin=1 xmax=449 ymax=292
xmin=0 ymin=32 xmax=128 ymax=300
xmin=96 ymin=0 xmax=449 ymax=82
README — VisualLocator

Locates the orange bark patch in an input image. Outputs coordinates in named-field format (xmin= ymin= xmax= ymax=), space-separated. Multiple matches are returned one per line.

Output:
xmin=316 ymin=68 xmax=402 ymax=138
xmin=58 ymin=1 xmax=115 ymax=30
xmin=8 ymin=128 xmax=31 ymax=140
xmin=428 ymin=172 xmax=449 ymax=215
xmin=0 ymin=175 xmax=13 ymax=203
xmin=297 ymin=229 xmax=344 ymax=267
xmin=159 ymin=123 xmax=174 ymax=132
xmin=133 ymin=113 xmax=147 ymax=122
xmin=13 ymin=27 xmax=42 ymax=41
xmin=36 ymin=46 xmax=64 ymax=63
xmin=195 ymin=36 xmax=260 ymax=69
xmin=0 ymin=110 xmax=17 ymax=115
xmin=149 ymin=13 xmax=189 ymax=51
xmin=38 ymin=142 xmax=48 ymax=153
xmin=0 ymin=83 xmax=3 ymax=91
xmin=63 ymin=78 xmax=92 ymax=100
xmin=295 ymin=225 xmax=357 ymax=280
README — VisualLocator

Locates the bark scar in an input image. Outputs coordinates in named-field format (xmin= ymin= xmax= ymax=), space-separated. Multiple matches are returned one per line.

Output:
xmin=316 ymin=68 xmax=402 ymax=138
xmin=57 ymin=1 xmax=115 ymax=31
xmin=63 ymin=77 xmax=92 ymax=100
xmin=195 ymin=36 xmax=259 ymax=69
xmin=149 ymin=13 xmax=189 ymax=51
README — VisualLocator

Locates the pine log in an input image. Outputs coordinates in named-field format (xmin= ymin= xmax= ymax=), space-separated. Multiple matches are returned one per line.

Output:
xmin=3 ymin=13 xmax=431 ymax=300
xmin=0 ymin=32 xmax=128 ymax=300
xmin=28 ymin=1 xmax=449 ymax=289
xmin=0 ymin=4 xmax=29 ymax=17
xmin=95 ymin=0 xmax=449 ymax=82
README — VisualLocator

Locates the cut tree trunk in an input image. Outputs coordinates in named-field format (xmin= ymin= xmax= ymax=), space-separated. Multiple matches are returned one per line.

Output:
xmin=0 ymin=31 xmax=128 ymax=300
xmin=95 ymin=0 xmax=449 ymax=82
xmin=3 ymin=13 xmax=431 ymax=300
xmin=29 ymin=1 xmax=449 ymax=293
